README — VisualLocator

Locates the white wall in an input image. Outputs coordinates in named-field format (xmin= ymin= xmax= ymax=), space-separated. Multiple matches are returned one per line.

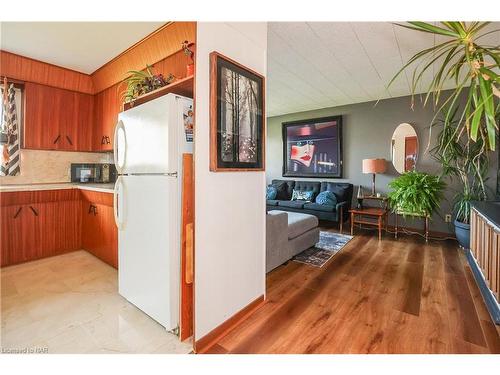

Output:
xmin=194 ymin=22 xmax=267 ymax=340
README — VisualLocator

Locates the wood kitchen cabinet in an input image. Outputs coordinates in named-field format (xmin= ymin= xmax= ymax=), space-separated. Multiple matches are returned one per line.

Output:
xmin=0 ymin=190 xmax=81 ymax=267
xmin=81 ymin=191 xmax=118 ymax=268
xmin=93 ymin=84 xmax=122 ymax=152
xmin=24 ymin=82 xmax=95 ymax=152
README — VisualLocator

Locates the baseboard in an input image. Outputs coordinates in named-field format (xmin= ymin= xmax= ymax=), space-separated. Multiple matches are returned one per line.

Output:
xmin=194 ymin=295 xmax=265 ymax=354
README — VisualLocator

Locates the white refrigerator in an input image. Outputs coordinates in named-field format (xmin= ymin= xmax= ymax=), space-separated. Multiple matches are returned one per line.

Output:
xmin=113 ymin=93 xmax=193 ymax=331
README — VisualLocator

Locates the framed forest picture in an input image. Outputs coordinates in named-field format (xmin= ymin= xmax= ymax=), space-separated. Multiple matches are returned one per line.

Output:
xmin=210 ymin=51 xmax=265 ymax=171
xmin=282 ymin=115 xmax=343 ymax=178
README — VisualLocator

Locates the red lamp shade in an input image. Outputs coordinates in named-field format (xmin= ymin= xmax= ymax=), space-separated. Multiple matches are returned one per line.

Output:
xmin=362 ymin=158 xmax=386 ymax=174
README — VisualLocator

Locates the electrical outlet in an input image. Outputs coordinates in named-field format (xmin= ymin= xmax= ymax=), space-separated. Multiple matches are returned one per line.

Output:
xmin=445 ymin=214 xmax=452 ymax=223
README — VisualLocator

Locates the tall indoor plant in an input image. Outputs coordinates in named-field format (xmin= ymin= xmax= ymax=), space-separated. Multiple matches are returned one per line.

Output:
xmin=389 ymin=22 xmax=499 ymax=246
xmin=389 ymin=22 xmax=499 ymax=151
xmin=432 ymin=110 xmax=490 ymax=247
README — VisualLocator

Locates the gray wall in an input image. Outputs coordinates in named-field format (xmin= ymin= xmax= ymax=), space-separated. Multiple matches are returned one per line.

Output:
xmin=266 ymin=94 xmax=498 ymax=234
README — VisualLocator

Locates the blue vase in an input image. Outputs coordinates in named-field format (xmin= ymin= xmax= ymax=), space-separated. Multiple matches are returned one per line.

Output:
xmin=454 ymin=219 xmax=470 ymax=249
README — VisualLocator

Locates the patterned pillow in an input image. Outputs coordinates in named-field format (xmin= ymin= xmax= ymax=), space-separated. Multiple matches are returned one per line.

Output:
xmin=291 ymin=189 xmax=314 ymax=202
xmin=316 ymin=191 xmax=337 ymax=206
xmin=266 ymin=185 xmax=278 ymax=200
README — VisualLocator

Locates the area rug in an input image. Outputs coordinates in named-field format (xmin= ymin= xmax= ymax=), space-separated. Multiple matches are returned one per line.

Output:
xmin=293 ymin=231 xmax=353 ymax=268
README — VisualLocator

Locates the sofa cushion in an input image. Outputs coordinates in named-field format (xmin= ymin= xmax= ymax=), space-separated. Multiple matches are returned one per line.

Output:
xmin=294 ymin=181 xmax=321 ymax=200
xmin=266 ymin=185 xmax=278 ymax=200
xmin=291 ymin=189 xmax=314 ymax=202
xmin=315 ymin=190 xmax=337 ymax=206
xmin=266 ymin=199 xmax=280 ymax=206
xmin=286 ymin=211 xmax=319 ymax=240
xmin=278 ymin=200 xmax=305 ymax=209
xmin=320 ymin=182 xmax=352 ymax=203
xmin=271 ymin=179 xmax=295 ymax=200
xmin=303 ymin=203 xmax=336 ymax=212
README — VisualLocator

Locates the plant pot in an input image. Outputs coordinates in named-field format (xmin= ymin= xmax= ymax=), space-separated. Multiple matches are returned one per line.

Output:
xmin=454 ymin=219 xmax=470 ymax=249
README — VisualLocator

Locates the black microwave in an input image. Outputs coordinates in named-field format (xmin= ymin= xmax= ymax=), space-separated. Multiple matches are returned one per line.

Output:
xmin=70 ymin=163 xmax=117 ymax=183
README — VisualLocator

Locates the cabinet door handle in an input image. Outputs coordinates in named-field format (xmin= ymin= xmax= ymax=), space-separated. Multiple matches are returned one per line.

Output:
xmin=66 ymin=135 xmax=73 ymax=145
xmin=29 ymin=206 xmax=38 ymax=217
xmin=13 ymin=207 xmax=22 ymax=219
xmin=88 ymin=204 xmax=97 ymax=215
xmin=105 ymin=136 xmax=110 ymax=144
xmin=101 ymin=136 xmax=106 ymax=145
xmin=53 ymin=135 xmax=61 ymax=144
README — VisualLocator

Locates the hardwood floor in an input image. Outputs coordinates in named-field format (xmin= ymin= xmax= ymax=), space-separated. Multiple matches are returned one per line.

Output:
xmin=206 ymin=229 xmax=500 ymax=354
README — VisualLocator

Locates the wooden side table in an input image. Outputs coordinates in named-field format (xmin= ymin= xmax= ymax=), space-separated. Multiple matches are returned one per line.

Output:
xmin=349 ymin=207 xmax=388 ymax=241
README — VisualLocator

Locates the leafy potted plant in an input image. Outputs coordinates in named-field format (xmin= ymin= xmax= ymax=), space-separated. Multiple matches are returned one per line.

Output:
xmin=182 ymin=40 xmax=195 ymax=77
xmin=388 ymin=171 xmax=446 ymax=218
xmin=121 ymin=64 xmax=174 ymax=104
xmin=432 ymin=110 xmax=491 ymax=248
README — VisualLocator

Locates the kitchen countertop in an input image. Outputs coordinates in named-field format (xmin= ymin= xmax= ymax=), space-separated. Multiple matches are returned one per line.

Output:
xmin=0 ymin=182 xmax=115 ymax=193
xmin=471 ymin=201 xmax=500 ymax=230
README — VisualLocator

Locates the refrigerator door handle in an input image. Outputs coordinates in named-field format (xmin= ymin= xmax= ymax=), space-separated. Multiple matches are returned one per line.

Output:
xmin=113 ymin=176 xmax=124 ymax=229
xmin=114 ymin=120 xmax=127 ymax=174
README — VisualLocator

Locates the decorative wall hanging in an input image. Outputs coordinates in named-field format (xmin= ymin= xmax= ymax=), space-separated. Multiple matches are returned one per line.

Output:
xmin=210 ymin=51 xmax=265 ymax=171
xmin=282 ymin=116 xmax=343 ymax=178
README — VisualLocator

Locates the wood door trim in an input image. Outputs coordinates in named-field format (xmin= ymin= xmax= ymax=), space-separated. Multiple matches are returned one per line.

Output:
xmin=194 ymin=295 xmax=265 ymax=354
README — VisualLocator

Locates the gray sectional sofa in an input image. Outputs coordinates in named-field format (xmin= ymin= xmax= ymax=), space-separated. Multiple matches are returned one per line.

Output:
xmin=266 ymin=210 xmax=320 ymax=272
xmin=266 ymin=179 xmax=353 ymax=231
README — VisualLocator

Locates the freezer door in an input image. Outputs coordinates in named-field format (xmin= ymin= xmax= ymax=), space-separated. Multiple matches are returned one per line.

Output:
xmin=114 ymin=94 xmax=179 ymax=175
xmin=117 ymin=175 xmax=180 ymax=330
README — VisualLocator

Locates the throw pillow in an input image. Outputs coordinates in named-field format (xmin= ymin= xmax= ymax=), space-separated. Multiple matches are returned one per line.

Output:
xmin=291 ymin=189 xmax=314 ymax=202
xmin=272 ymin=181 xmax=290 ymax=200
xmin=316 ymin=191 xmax=337 ymax=206
xmin=266 ymin=185 xmax=278 ymax=200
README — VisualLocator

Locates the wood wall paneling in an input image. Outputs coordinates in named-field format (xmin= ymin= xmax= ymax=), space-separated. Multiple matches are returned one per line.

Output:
xmin=0 ymin=50 xmax=94 ymax=94
xmin=91 ymin=22 xmax=196 ymax=92
xmin=180 ymin=153 xmax=194 ymax=341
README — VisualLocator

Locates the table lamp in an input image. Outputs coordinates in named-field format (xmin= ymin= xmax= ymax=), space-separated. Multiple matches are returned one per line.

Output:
xmin=362 ymin=158 xmax=386 ymax=196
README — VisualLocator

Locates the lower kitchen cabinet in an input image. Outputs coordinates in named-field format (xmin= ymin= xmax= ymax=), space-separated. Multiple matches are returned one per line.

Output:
xmin=1 ymin=189 xmax=117 ymax=268
xmin=81 ymin=193 xmax=117 ymax=269
xmin=0 ymin=192 xmax=81 ymax=267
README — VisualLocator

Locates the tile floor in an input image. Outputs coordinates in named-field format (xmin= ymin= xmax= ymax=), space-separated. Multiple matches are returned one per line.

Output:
xmin=1 ymin=250 xmax=193 ymax=354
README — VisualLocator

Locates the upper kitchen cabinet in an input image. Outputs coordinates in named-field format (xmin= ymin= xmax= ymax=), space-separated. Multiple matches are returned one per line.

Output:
xmin=24 ymin=82 xmax=95 ymax=152
xmin=93 ymin=83 xmax=123 ymax=152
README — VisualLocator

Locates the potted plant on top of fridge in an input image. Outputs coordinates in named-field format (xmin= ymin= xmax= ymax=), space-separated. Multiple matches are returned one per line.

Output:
xmin=182 ymin=40 xmax=195 ymax=77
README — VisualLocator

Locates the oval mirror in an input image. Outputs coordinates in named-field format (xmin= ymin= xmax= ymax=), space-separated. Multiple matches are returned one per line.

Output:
xmin=391 ymin=123 xmax=418 ymax=174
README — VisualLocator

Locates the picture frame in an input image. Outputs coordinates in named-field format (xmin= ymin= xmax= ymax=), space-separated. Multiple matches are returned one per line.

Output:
xmin=210 ymin=51 xmax=265 ymax=172
xmin=282 ymin=115 xmax=343 ymax=178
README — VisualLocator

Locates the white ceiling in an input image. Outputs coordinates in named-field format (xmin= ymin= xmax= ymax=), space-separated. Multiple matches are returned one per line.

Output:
xmin=0 ymin=22 xmax=166 ymax=74
xmin=267 ymin=22 xmax=500 ymax=117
